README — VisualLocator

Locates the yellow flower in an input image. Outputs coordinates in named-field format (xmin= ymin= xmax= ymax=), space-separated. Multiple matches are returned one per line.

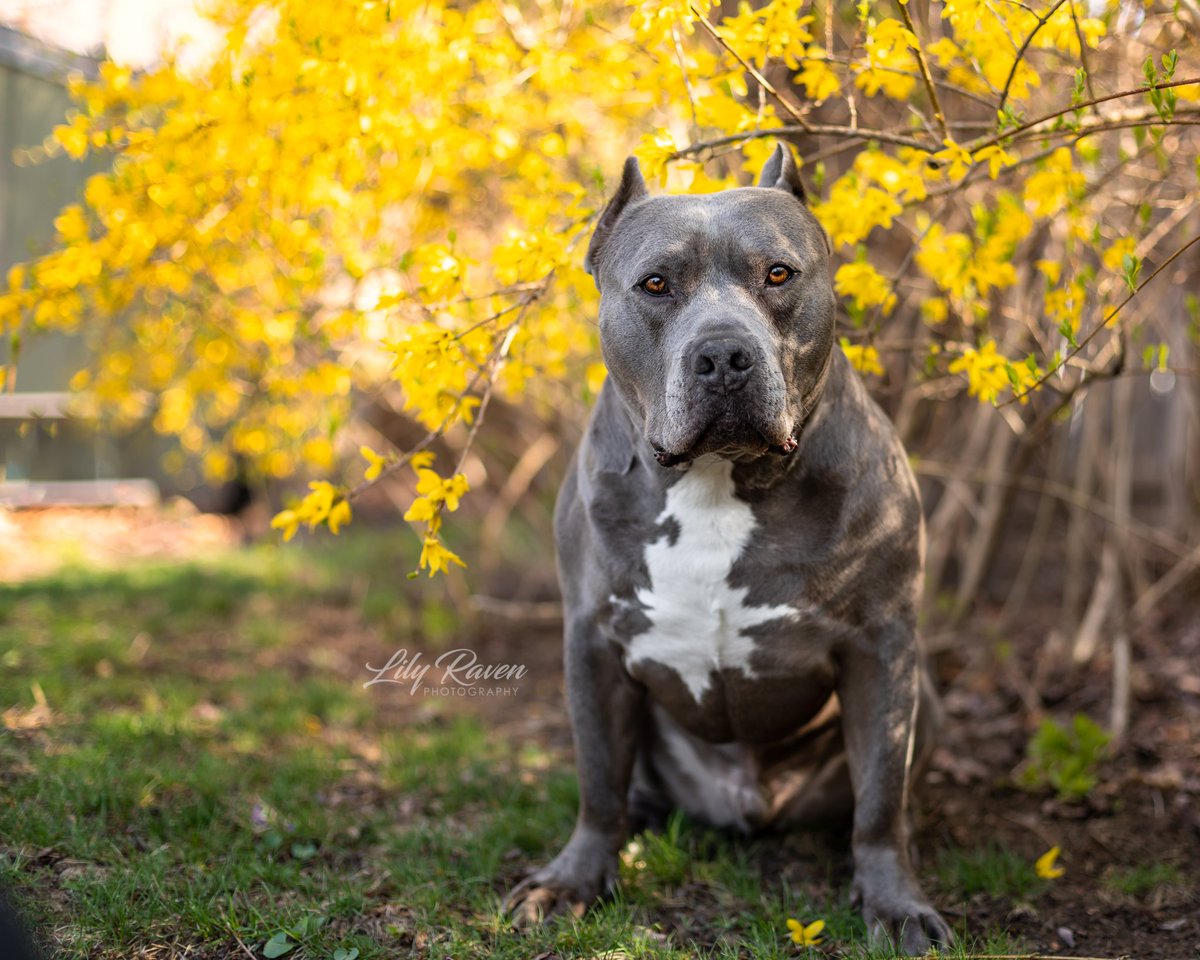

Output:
xmin=403 ymin=496 xmax=436 ymax=523
xmin=414 ymin=468 xmax=470 ymax=512
xmin=360 ymin=445 xmax=387 ymax=481
xmin=948 ymin=340 xmax=1009 ymax=404
xmin=855 ymin=18 xmax=918 ymax=99
xmin=1101 ymin=237 xmax=1136 ymax=274
xmin=934 ymin=138 xmax=973 ymax=181
xmin=1036 ymin=259 xmax=1062 ymax=285
xmin=786 ymin=917 xmax=825 ymax=946
xmin=634 ymin=129 xmax=677 ymax=187
xmin=270 ymin=509 xmax=301 ymax=542
xmin=796 ymin=51 xmax=840 ymax=101
xmin=1024 ymin=147 xmax=1085 ymax=217
xmin=419 ymin=535 xmax=466 ymax=576
xmin=834 ymin=262 xmax=896 ymax=315
xmin=973 ymin=144 xmax=1016 ymax=180
xmin=327 ymin=499 xmax=351 ymax=535
xmin=1035 ymin=846 xmax=1065 ymax=879
xmin=840 ymin=338 xmax=884 ymax=376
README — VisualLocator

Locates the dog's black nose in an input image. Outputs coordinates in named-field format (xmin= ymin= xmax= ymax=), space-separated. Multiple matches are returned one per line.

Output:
xmin=692 ymin=337 xmax=755 ymax=391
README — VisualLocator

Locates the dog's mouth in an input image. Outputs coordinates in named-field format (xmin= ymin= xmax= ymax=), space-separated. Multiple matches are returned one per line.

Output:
xmin=651 ymin=413 xmax=797 ymax=468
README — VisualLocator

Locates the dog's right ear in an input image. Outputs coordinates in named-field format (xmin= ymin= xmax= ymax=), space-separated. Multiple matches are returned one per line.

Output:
xmin=757 ymin=142 xmax=806 ymax=203
xmin=584 ymin=157 xmax=649 ymax=284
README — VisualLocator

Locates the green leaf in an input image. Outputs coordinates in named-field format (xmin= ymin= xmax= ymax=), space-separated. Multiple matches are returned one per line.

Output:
xmin=1121 ymin=253 xmax=1142 ymax=293
xmin=812 ymin=160 xmax=827 ymax=192
xmin=263 ymin=933 xmax=294 ymax=958
xmin=1057 ymin=319 xmax=1079 ymax=349
xmin=290 ymin=916 xmax=327 ymax=938
xmin=291 ymin=841 xmax=318 ymax=860
xmin=1072 ymin=68 xmax=1086 ymax=105
xmin=333 ymin=950 xmax=360 ymax=960
xmin=1163 ymin=49 xmax=1178 ymax=80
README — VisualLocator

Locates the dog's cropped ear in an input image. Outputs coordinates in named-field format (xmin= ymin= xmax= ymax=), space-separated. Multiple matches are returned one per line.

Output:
xmin=757 ymin=142 xmax=806 ymax=203
xmin=584 ymin=157 xmax=649 ymax=283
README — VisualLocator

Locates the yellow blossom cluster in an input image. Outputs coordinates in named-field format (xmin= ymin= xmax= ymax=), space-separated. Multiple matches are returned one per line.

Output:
xmin=402 ymin=454 xmax=471 ymax=576
xmin=5 ymin=0 xmax=1188 ymax=576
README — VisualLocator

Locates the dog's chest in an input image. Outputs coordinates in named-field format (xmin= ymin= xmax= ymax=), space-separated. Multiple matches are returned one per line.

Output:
xmin=620 ymin=459 xmax=798 ymax=703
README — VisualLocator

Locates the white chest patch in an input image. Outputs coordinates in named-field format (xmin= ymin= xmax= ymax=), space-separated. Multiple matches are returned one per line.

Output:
xmin=624 ymin=458 xmax=798 ymax=702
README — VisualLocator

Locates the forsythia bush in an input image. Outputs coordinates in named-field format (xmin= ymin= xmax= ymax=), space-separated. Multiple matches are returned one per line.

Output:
xmin=1 ymin=0 xmax=1196 ymax=572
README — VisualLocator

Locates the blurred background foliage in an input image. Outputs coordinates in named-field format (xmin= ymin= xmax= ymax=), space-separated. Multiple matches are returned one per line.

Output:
xmin=0 ymin=0 xmax=1197 ymax=733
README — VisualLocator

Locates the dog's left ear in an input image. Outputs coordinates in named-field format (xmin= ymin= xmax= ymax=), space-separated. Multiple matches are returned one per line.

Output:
xmin=757 ymin=143 xmax=806 ymax=203
xmin=585 ymin=157 xmax=649 ymax=282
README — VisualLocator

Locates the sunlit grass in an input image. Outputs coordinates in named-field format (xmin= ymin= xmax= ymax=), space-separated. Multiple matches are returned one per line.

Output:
xmin=1 ymin=533 xmax=1030 ymax=957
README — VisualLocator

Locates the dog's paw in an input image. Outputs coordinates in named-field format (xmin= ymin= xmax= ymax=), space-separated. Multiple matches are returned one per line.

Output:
xmin=504 ymin=856 xmax=617 ymax=930
xmin=860 ymin=897 xmax=954 ymax=955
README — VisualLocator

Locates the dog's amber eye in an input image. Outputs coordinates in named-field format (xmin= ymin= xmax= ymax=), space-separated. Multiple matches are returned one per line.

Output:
xmin=766 ymin=264 xmax=793 ymax=286
xmin=640 ymin=275 xmax=669 ymax=296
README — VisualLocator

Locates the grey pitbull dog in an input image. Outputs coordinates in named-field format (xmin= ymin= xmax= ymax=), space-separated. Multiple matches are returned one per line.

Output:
xmin=506 ymin=144 xmax=952 ymax=953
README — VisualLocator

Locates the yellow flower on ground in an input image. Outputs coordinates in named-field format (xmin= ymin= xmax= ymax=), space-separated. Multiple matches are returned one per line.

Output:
xmin=786 ymin=917 xmax=825 ymax=946
xmin=1036 ymin=846 xmax=1065 ymax=879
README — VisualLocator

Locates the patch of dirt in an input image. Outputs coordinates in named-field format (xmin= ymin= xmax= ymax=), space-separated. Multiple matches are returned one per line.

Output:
xmin=440 ymin=600 xmax=1200 ymax=957
xmin=0 ymin=502 xmax=241 ymax=581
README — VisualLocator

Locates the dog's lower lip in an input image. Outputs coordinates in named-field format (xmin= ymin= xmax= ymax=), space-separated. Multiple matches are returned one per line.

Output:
xmin=652 ymin=445 xmax=689 ymax=467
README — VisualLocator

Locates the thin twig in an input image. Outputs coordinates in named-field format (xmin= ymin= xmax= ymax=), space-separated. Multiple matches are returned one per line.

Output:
xmin=690 ymin=7 xmax=813 ymax=131
xmin=911 ymin=461 xmax=1190 ymax=558
xmin=674 ymin=124 xmax=930 ymax=162
xmin=996 ymin=0 xmax=1069 ymax=118
xmin=1067 ymin=0 xmax=1098 ymax=107
xmin=671 ymin=23 xmax=702 ymax=137
xmin=1129 ymin=540 xmax=1200 ymax=624
xmin=897 ymin=0 xmax=949 ymax=140
xmin=1001 ymin=231 xmax=1200 ymax=406
xmin=973 ymin=76 xmax=1200 ymax=151
xmin=344 ymin=286 xmax=545 ymax=501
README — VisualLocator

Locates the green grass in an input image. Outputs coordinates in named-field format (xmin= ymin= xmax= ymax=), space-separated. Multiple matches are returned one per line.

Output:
xmin=935 ymin=844 xmax=1044 ymax=900
xmin=1104 ymin=862 xmax=1185 ymax=898
xmin=0 ymin=531 xmax=1026 ymax=958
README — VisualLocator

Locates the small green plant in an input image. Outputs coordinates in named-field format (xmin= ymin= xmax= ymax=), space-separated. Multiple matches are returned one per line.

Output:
xmin=936 ymin=844 xmax=1043 ymax=899
xmin=1105 ymin=862 xmax=1184 ymax=898
xmin=1019 ymin=713 xmax=1111 ymax=800
xmin=262 ymin=915 xmax=327 ymax=958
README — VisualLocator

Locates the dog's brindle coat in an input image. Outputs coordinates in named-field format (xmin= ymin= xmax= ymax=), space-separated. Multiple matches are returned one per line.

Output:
xmin=506 ymin=146 xmax=952 ymax=953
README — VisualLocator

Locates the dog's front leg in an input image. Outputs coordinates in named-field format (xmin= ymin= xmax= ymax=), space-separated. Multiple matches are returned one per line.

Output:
xmin=839 ymin=619 xmax=952 ymax=954
xmin=507 ymin=614 xmax=643 ymax=927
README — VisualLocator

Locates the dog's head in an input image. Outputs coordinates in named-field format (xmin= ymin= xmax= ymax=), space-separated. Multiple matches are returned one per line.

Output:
xmin=585 ymin=145 xmax=835 ymax=467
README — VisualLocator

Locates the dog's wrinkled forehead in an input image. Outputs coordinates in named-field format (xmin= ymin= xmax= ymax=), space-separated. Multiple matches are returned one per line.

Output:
xmin=584 ymin=145 xmax=830 ymax=291
xmin=601 ymin=192 xmax=827 ymax=288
